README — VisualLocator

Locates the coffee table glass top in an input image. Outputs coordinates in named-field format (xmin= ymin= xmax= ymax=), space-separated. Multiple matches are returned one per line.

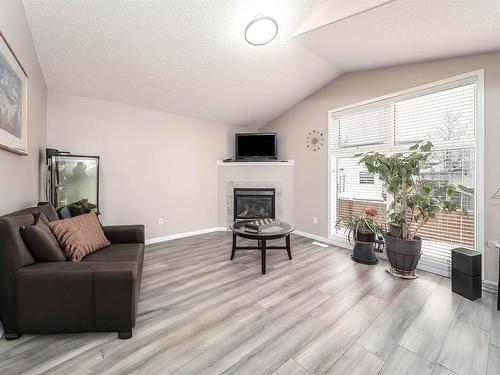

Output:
xmin=230 ymin=221 xmax=294 ymax=237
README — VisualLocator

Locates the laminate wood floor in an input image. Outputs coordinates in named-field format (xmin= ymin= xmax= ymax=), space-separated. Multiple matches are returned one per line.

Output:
xmin=1 ymin=232 xmax=499 ymax=375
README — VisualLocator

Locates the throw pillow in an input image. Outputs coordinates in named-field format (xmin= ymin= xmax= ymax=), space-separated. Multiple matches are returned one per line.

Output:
xmin=49 ymin=212 xmax=111 ymax=262
xmin=20 ymin=213 xmax=67 ymax=262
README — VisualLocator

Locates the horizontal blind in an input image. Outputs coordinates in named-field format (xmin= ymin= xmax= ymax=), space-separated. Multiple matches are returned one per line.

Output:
xmin=336 ymin=104 xmax=389 ymax=148
xmin=394 ymin=82 xmax=477 ymax=147
xmin=329 ymin=77 xmax=478 ymax=275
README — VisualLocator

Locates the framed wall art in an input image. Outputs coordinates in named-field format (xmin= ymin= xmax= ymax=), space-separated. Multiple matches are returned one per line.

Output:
xmin=0 ymin=32 xmax=28 ymax=155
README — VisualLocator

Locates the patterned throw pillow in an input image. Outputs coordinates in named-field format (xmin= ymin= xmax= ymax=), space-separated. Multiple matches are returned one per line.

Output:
xmin=49 ymin=212 xmax=110 ymax=261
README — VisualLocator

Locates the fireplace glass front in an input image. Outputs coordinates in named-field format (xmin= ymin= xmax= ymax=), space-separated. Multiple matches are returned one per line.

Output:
xmin=234 ymin=188 xmax=275 ymax=221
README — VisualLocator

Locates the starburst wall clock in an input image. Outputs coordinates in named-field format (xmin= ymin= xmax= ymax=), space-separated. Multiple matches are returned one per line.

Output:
xmin=305 ymin=130 xmax=325 ymax=151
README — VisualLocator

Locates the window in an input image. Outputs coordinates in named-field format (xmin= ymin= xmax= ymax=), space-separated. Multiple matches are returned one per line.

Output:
xmin=329 ymin=72 xmax=482 ymax=276
xmin=359 ymin=171 xmax=375 ymax=185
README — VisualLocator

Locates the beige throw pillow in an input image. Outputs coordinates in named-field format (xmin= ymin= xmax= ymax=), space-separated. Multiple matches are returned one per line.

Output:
xmin=49 ymin=212 xmax=110 ymax=261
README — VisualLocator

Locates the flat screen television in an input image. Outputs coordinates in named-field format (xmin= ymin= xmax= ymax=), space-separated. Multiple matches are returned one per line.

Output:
xmin=235 ymin=133 xmax=277 ymax=160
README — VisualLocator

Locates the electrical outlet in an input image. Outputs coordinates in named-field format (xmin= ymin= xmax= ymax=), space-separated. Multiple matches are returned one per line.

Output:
xmin=158 ymin=217 xmax=164 ymax=225
xmin=313 ymin=217 xmax=318 ymax=224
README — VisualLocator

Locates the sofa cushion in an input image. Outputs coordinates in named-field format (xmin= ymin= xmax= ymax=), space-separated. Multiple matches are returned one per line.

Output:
xmin=49 ymin=213 xmax=111 ymax=262
xmin=4 ymin=202 xmax=59 ymax=222
xmin=20 ymin=213 xmax=67 ymax=262
xmin=36 ymin=202 xmax=60 ymax=222
xmin=81 ymin=243 xmax=143 ymax=263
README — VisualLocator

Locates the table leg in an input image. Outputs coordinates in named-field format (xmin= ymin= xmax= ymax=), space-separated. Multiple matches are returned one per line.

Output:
xmin=286 ymin=234 xmax=292 ymax=260
xmin=230 ymin=232 xmax=236 ymax=260
xmin=261 ymin=239 xmax=267 ymax=275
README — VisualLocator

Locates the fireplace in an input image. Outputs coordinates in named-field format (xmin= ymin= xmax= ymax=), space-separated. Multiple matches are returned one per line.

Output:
xmin=234 ymin=188 xmax=275 ymax=221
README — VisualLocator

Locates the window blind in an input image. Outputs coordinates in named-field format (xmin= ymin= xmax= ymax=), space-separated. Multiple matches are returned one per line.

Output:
xmin=337 ymin=105 xmax=388 ymax=147
xmin=394 ymin=83 xmax=477 ymax=147
xmin=329 ymin=77 xmax=478 ymax=275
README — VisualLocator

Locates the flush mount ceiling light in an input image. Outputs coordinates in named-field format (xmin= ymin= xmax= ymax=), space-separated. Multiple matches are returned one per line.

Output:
xmin=245 ymin=15 xmax=278 ymax=46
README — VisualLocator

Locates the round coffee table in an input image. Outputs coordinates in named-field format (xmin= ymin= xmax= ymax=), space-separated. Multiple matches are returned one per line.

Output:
xmin=229 ymin=221 xmax=294 ymax=274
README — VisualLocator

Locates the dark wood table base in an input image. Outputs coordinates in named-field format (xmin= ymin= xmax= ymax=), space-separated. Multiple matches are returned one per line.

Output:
xmin=230 ymin=233 xmax=292 ymax=274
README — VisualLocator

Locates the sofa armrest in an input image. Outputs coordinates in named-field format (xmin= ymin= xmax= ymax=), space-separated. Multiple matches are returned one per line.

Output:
xmin=103 ymin=225 xmax=145 ymax=244
xmin=16 ymin=263 xmax=135 ymax=333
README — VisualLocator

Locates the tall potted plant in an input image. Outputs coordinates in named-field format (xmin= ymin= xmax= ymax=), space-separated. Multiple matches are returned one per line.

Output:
xmin=357 ymin=141 xmax=473 ymax=277
xmin=337 ymin=209 xmax=383 ymax=265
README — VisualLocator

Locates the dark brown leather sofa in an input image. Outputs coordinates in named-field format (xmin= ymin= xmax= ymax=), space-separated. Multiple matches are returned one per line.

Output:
xmin=0 ymin=203 xmax=144 ymax=340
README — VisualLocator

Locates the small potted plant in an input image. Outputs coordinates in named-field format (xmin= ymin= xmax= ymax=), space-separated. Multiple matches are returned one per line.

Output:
xmin=357 ymin=141 xmax=473 ymax=277
xmin=337 ymin=208 xmax=383 ymax=265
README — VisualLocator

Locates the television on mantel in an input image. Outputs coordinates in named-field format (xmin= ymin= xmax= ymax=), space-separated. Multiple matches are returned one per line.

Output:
xmin=235 ymin=132 xmax=277 ymax=161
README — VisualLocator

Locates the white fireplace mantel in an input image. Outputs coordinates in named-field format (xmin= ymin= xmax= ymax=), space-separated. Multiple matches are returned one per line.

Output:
xmin=216 ymin=160 xmax=294 ymax=166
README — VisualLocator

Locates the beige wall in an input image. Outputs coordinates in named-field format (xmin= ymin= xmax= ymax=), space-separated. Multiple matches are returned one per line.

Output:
xmin=0 ymin=0 xmax=47 ymax=215
xmin=261 ymin=50 xmax=500 ymax=284
xmin=47 ymin=91 xmax=239 ymax=240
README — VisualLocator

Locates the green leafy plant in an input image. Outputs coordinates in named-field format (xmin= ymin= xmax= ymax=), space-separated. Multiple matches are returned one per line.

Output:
xmin=337 ymin=209 xmax=383 ymax=245
xmin=356 ymin=141 xmax=474 ymax=241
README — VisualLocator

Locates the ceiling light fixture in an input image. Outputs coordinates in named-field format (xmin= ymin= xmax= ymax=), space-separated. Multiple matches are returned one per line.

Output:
xmin=245 ymin=15 xmax=278 ymax=46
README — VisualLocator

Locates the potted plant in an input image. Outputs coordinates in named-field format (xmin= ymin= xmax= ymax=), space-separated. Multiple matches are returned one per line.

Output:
xmin=337 ymin=208 xmax=383 ymax=265
xmin=357 ymin=141 xmax=473 ymax=277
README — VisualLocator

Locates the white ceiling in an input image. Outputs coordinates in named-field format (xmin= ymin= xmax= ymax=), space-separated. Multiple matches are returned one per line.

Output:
xmin=293 ymin=0 xmax=394 ymax=36
xmin=22 ymin=0 xmax=338 ymax=129
xmin=23 ymin=0 xmax=500 ymax=128
xmin=294 ymin=0 xmax=500 ymax=72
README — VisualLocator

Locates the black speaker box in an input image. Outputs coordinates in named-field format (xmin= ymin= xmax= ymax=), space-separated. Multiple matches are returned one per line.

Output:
xmin=451 ymin=247 xmax=481 ymax=301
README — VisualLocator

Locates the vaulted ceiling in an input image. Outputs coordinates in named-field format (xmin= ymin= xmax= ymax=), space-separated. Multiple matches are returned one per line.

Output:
xmin=23 ymin=0 xmax=500 ymax=128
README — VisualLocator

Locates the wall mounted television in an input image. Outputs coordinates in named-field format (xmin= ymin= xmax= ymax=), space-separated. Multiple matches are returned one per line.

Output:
xmin=235 ymin=132 xmax=277 ymax=160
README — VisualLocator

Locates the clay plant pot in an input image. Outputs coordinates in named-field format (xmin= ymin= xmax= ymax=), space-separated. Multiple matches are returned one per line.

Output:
xmin=384 ymin=233 xmax=422 ymax=275
xmin=351 ymin=229 xmax=378 ymax=265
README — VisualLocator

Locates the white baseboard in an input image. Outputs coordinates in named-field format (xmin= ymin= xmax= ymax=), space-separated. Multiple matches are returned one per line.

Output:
xmin=145 ymin=227 xmax=226 ymax=245
xmin=483 ymin=280 xmax=498 ymax=294
xmin=293 ymin=230 xmax=351 ymax=249
xmin=148 ymin=228 xmax=331 ymax=247
xmin=147 ymin=227 xmax=326 ymax=246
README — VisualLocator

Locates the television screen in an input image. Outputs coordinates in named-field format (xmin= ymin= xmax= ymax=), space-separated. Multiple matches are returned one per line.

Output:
xmin=236 ymin=133 xmax=277 ymax=159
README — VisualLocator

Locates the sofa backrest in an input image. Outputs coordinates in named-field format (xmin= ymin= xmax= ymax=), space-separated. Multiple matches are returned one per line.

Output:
xmin=0 ymin=203 xmax=59 ymax=333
